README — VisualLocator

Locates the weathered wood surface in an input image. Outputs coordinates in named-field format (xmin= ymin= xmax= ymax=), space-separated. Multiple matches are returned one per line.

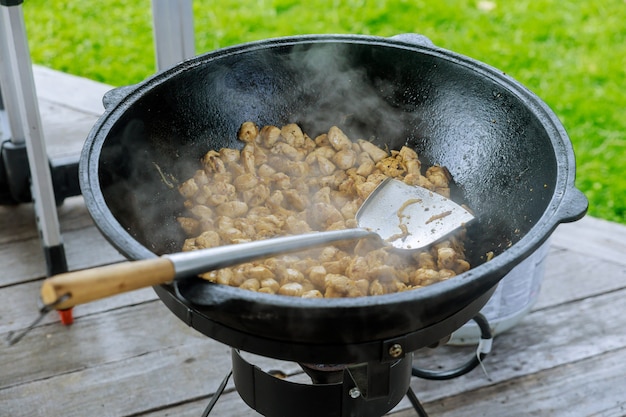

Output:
xmin=1 ymin=66 xmax=625 ymax=417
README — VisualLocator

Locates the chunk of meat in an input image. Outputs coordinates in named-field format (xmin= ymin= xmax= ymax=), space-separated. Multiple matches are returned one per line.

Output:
xmin=179 ymin=123 xmax=470 ymax=298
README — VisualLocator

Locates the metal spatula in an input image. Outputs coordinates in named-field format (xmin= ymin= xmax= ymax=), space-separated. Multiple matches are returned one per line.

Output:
xmin=40 ymin=178 xmax=474 ymax=309
xmin=355 ymin=177 xmax=474 ymax=250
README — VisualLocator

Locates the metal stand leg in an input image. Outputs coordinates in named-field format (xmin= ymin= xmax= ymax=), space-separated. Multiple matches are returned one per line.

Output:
xmin=151 ymin=0 xmax=195 ymax=71
xmin=0 ymin=0 xmax=68 ymax=276
xmin=200 ymin=370 xmax=232 ymax=417
xmin=406 ymin=387 xmax=430 ymax=417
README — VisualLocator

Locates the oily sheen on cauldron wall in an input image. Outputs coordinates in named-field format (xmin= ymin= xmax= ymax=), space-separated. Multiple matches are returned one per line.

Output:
xmin=82 ymin=36 xmax=586 ymax=355
xmin=98 ymin=42 xmax=555 ymax=263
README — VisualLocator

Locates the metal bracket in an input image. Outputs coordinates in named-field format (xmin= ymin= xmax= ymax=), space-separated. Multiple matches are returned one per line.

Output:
xmin=0 ymin=1 xmax=67 ymax=275
xmin=231 ymin=349 xmax=413 ymax=417
xmin=0 ymin=139 xmax=80 ymax=205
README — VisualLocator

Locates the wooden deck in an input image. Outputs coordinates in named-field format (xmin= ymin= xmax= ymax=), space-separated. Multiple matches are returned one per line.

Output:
xmin=1 ymin=66 xmax=626 ymax=417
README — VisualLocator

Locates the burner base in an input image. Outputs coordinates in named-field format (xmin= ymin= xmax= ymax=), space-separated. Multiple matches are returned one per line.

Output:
xmin=231 ymin=349 xmax=413 ymax=417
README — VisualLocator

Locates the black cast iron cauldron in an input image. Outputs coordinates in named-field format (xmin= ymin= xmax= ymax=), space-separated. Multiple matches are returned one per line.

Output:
xmin=80 ymin=34 xmax=587 ymax=363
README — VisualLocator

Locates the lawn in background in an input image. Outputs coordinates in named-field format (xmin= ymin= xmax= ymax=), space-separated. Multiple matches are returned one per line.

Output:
xmin=23 ymin=0 xmax=626 ymax=224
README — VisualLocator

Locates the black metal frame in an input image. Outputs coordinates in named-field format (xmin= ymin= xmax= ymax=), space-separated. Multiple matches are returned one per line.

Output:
xmin=156 ymin=284 xmax=495 ymax=364
xmin=0 ymin=0 xmax=68 ymax=275
xmin=230 ymin=349 xmax=415 ymax=417
xmin=198 ymin=313 xmax=493 ymax=417
xmin=0 ymin=135 xmax=81 ymax=205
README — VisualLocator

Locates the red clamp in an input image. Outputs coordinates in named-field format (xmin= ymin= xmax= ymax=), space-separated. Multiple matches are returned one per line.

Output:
xmin=57 ymin=308 xmax=74 ymax=325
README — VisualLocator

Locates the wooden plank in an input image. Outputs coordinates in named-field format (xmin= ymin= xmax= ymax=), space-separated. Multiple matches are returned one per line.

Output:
xmin=551 ymin=215 xmax=626 ymax=263
xmin=137 ymin=392 xmax=247 ymax=417
xmin=152 ymin=389 xmax=262 ymax=417
xmin=0 ymin=339 xmax=230 ymax=417
xmin=393 ymin=287 xmax=626 ymax=408
xmin=83 ymin=286 xmax=626 ymax=417
xmin=33 ymin=65 xmax=111 ymax=117
xmin=0 ymin=204 xmax=39 ymax=244
xmin=0 ymin=330 xmax=301 ymax=417
xmin=0 ymin=224 xmax=124 ymax=287
xmin=0 ymin=196 xmax=94 ymax=244
xmin=390 ymin=347 xmax=626 ymax=417
xmin=2 ymin=262 xmax=624 ymax=415
xmin=2 ymin=227 xmax=622 ymax=416
xmin=0 ymin=236 xmax=47 ymax=285
xmin=535 ymin=245 xmax=626 ymax=310
xmin=0 ymin=280 xmax=157 ymax=335
xmin=39 ymin=100 xmax=100 ymax=159
xmin=0 ymin=300 xmax=195 ymax=388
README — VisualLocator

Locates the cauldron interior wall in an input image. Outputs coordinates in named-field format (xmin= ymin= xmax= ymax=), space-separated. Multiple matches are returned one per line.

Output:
xmin=98 ymin=42 xmax=556 ymax=263
xmin=81 ymin=36 xmax=586 ymax=357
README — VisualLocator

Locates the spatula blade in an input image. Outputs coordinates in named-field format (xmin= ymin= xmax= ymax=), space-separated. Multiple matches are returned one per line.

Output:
xmin=356 ymin=178 xmax=474 ymax=250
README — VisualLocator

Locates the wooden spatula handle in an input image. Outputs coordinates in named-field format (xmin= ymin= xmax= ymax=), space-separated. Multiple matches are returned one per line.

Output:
xmin=40 ymin=258 xmax=176 ymax=310
xmin=39 ymin=229 xmax=375 ymax=311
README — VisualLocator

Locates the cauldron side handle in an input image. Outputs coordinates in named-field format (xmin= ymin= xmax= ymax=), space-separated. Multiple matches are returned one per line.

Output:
xmin=556 ymin=187 xmax=588 ymax=224
xmin=102 ymin=85 xmax=137 ymax=110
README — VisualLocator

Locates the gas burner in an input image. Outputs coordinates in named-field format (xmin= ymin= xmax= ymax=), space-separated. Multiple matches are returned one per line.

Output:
xmin=200 ymin=314 xmax=493 ymax=417
xmin=231 ymin=349 xmax=415 ymax=417
xmin=150 ymin=282 xmax=495 ymax=416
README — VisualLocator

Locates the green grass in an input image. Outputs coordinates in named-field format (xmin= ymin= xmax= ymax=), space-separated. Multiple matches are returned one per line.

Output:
xmin=23 ymin=0 xmax=626 ymax=224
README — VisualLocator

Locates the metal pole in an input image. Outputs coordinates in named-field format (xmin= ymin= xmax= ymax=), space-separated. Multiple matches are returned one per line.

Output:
xmin=151 ymin=0 xmax=195 ymax=71
xmin=0 ymin=0 xmax=67 ymax=275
